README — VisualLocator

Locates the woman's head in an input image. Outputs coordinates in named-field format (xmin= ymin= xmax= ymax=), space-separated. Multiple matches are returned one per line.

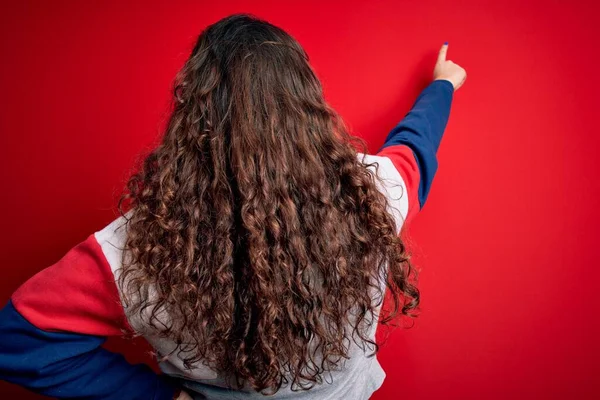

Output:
xmin=118 ymin=13 xmax=419 ymax=394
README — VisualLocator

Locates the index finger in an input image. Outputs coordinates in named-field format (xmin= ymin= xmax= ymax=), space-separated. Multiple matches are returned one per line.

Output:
xmin=437 ymin=42 xmax=448 ymax=63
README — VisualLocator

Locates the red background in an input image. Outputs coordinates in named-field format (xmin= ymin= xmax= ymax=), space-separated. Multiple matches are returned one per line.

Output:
xmin=1 ymin=0 xmax=599 ymax=399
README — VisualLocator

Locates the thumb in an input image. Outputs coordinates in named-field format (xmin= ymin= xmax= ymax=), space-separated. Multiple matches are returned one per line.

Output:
xmin=177 ymin=390 xmax=194 ymax=400
xmin=437 ymin=42 xmax=448 ymax=63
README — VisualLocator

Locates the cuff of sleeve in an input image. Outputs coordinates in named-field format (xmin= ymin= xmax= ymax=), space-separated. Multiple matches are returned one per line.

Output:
xmin=432 ymin=79 xmax=455 ymax=94
xmin=154 ymin=374 xmax=181 ymax=400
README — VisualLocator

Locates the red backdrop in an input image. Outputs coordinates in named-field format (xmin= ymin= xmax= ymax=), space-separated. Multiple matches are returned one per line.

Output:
xmin=1 ymin=0 xmax=599 ymax=399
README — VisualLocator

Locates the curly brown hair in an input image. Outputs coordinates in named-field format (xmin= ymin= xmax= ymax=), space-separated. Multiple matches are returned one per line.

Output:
xmin=116 ymin=13 xmax=420 ymax=395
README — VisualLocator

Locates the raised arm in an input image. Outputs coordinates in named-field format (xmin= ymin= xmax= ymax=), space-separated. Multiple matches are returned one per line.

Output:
xmin=376 ymin=42 xmax=466 ymax=225
xmin=0 ymin=231 xmax=180 ymax=399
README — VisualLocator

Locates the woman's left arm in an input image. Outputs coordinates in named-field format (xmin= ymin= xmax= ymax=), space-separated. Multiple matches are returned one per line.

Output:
xmin=0 ymin=232 xmax=179 ymax=400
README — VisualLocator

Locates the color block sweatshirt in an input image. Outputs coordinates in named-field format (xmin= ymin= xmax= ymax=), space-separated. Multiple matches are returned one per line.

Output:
xmin=0 ymin=79 xmax=453 ymax=399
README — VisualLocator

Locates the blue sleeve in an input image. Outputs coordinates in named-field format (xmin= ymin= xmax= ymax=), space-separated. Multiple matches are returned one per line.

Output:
xmin=378 ymin=79 xmax=454 ymax=209
xmin=0 ymin=300 xmax=178 ymax=400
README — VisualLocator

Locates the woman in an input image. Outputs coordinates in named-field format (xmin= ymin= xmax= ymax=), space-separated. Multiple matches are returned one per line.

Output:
xmin=0 ymin=13 xmax=466 ymax=400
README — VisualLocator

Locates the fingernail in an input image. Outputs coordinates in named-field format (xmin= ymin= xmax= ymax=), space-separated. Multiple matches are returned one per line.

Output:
xmin=444 ymin=41 xmax=448 ymax=45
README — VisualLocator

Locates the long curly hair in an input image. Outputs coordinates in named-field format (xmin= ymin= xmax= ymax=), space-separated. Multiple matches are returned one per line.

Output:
xmin=116 ymin=13 xmax=420 ymax=394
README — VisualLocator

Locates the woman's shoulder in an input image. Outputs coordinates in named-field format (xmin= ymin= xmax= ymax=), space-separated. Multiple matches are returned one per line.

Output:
xmin=356 ymin=152 xmax=409 ymax=235
xmin=93 ymin=210 xmax=132 ymax=277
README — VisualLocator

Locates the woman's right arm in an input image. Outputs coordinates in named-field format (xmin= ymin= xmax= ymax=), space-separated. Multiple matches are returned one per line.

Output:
xmin=376 ymin=42 xmax=467 ymax=225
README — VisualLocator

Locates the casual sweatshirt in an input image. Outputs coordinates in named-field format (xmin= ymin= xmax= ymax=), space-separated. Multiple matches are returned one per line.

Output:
xmin=0 ymin=79 xmax=453 ymax=399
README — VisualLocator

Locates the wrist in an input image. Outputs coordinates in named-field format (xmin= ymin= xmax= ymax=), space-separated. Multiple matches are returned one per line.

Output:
xmin=433 ymin=78 xmax=455 ymax=92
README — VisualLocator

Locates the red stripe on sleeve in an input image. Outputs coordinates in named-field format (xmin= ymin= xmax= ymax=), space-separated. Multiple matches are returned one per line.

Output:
xmin=377 ymin=144 xmax=421 ymax=226
xmin=11 ymin=233 xmax=132 ymax=336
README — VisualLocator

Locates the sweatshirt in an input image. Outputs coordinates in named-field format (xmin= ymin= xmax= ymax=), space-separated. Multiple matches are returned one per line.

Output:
xmin=0 ymin=79 xmax=453 ymax=399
